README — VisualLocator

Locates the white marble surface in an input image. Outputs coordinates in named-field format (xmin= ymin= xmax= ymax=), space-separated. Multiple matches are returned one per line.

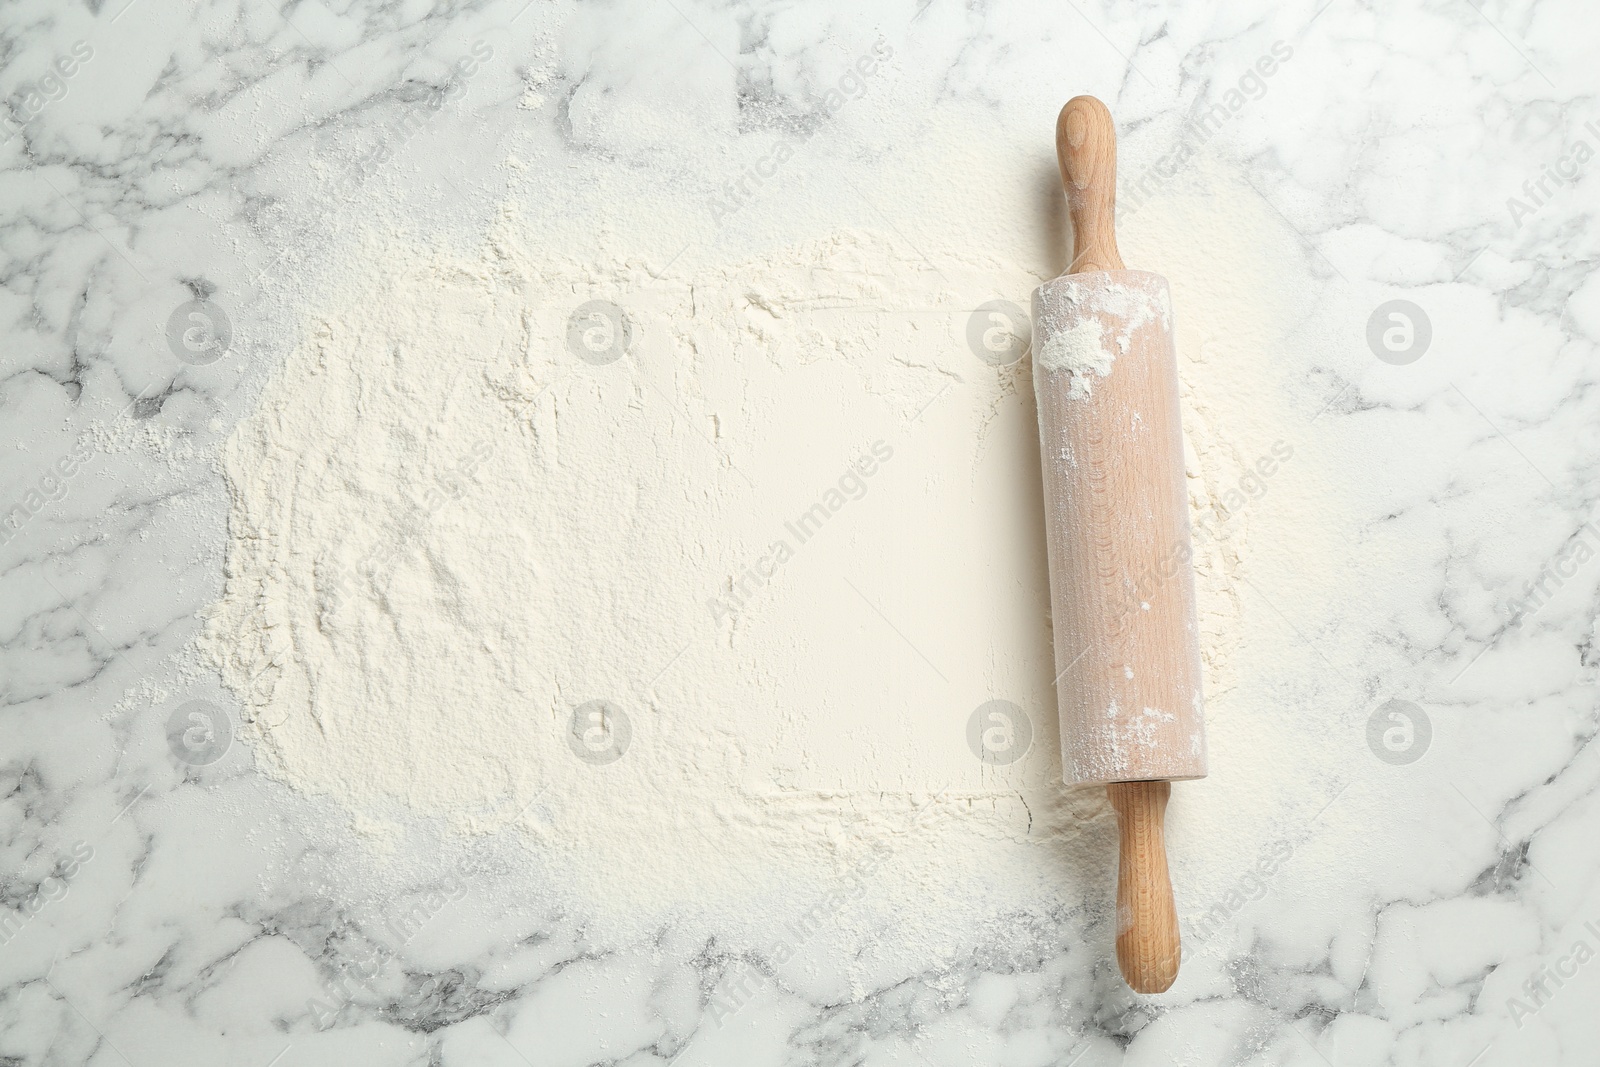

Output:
xmin=3 ymin=0 xmax=1600 ymax=1064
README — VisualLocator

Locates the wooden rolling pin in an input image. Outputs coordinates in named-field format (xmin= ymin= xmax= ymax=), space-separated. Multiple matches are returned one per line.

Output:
xmin=1032 ymin=96 xmax=1207 ymax=994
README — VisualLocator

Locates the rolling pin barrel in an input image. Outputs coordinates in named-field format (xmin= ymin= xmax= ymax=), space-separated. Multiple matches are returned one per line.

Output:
xmin=1033 ymin=96 xmax=1207 ymax=994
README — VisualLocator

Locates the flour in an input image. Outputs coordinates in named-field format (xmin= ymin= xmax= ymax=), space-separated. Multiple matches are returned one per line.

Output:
xmin=1033 ymin=271 xmax=1172 ymax=397
xmin=518 ymin=64 xmax=555 ymax=111
xmin=189 ymin=147 xmax=1348 ymax=960
xmin=1037 ymin=318 xmax=1107 ymax=385
xmin=200 ymin=216 xmax=1073 ymax=940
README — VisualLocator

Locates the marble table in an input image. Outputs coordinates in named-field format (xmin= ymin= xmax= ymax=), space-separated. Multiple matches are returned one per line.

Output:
xmin=3 ymin=0 xmax=1598 ymax=1064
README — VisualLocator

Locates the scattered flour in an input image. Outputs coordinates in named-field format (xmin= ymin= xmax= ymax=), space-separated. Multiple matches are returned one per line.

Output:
xmin=199 ymin=214 xmax=1083 ymax=940
xmin=518 ymin=65 xmax=555 ymax=110
xmin=182 ymin=143 xmax=1347 ymax=962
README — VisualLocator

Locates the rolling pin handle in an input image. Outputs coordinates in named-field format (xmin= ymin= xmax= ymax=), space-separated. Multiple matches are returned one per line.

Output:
xmin=1055 ymin=96 xmax=1125 ymax=274
xmin=1107 ymin=780 xmax=1180 ymax=993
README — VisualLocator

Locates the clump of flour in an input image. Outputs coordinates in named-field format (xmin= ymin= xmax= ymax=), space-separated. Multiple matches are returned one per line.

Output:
xmin=1037 ymin=319 xmax=1108 ymax=387
xmin=1033 ymin=271 xmax=1172 ymax=397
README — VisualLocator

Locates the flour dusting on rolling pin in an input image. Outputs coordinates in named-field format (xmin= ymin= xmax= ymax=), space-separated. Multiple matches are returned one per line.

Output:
xmin=1033 ymin=273 xmax=1171 ymax=397
xmin=1033 ymin=266 xmax=1201 ymax=782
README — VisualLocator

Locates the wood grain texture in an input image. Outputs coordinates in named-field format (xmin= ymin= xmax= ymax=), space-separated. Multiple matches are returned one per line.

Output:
xmin=1032 ymin=272 xmax=1205 ymax=785
xmin=1108 ymin=781 xmax=1180 ymax=993
xmin=1057 ymin=96 xmax=1123 ymax=273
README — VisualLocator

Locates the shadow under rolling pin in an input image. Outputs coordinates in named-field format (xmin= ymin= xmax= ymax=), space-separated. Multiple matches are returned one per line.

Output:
xmin=1031 ymin=95 xmax=1208 ymax=994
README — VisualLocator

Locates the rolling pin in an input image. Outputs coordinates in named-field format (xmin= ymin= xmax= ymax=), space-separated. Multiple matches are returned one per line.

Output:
xmin=1032 ymin=96 xmax=1207 ymax=993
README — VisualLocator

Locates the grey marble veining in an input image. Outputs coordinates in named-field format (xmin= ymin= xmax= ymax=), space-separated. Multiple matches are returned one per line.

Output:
xmin=3 ymin=0 xmax=1599 ymax=1064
